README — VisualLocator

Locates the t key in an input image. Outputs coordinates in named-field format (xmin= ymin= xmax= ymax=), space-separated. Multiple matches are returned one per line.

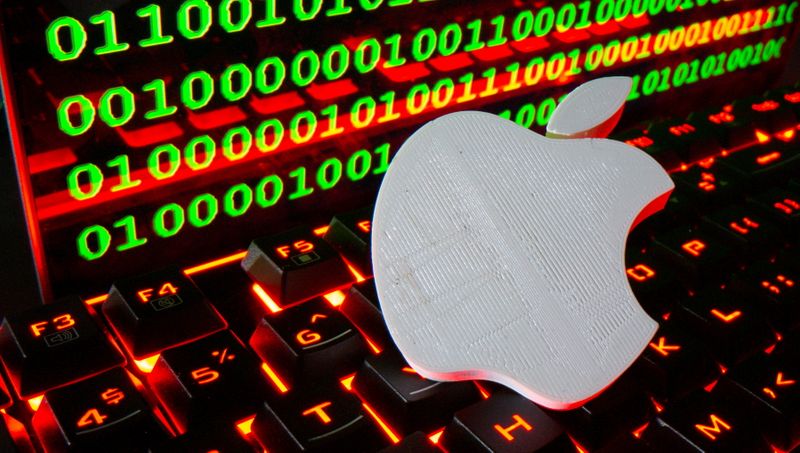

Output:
xmin=32 ymin=368 xmax=166 ymax=452
xmin=243 ymin=227 xmax=354 ymax=306
xmin=0 ymin=297 xmax=124 ymax=398
xmin=103 ymin=268 xmax=226 ymax=359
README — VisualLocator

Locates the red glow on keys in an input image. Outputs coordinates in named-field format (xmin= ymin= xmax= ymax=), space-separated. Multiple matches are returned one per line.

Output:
xmin=313 ymin=225 xmax=330 ymax=236
xmin=774 ymin=198 xmax=799 ymax=215
xmin=428 ymin=427 xmax=445 ymax=444
xmin=251 ymin=283 xmax=283 ymax=314
xmin=785 ymin=92 xmax=800 ymax=103
xmin=669 ymin=123 xmax=696 ymax=136
xmin=362 ymin=402 xmax=401 ymax=444
xmin=84 ymin=295 xmax=109 ymax=306
xmin=729 ymin=217 xmax=759 ymax=235
xmin=649 ymin=337 xmax=681 ymax=356
xmin=323 ymin=290 xmax=347 ymax=307
xmin=751 ymin=100 xmax=779 ymax=112
xmin=474 ymin=381 xmax=491 ymax=399
xmin=134 ymin=354 xmax=161 ymax=374
xmin=632 ymin=422 xmax=650 ymax=439
xmin=26 ymin=395 xmax=43 ymax=412
xmin=494 ymin=414 xmax=533 ymax=441
xmin=777 ymin=128 xmax=796 ymax=142
xmin=755 ymin=130 xmax=772 ymax=144
xmin=236 ymin=415 xmax=256 ymax=436
xmin=694 ymin=414 xmax=732 ymax=440
xmin=682 ymin=240 xmax=706 ymax=257
xmin=756 ymin=151 xmax=782 ymax=165
xmin=184 ymin=251 xmax=247 ymax=275
xmin=710 ymin=309 xmax=742 ymax=323
xmin=625 ymin=136 xmax=654 ymax=148
xmin=340 ymin=374 xmax=355 ymax=391
xmin=627 ymin=264 xmax=656 ymax=282
xmin=260 ymin=361 xmax=289 ymax=394
xmin=708 ymin=111 xmax=735 ymax=124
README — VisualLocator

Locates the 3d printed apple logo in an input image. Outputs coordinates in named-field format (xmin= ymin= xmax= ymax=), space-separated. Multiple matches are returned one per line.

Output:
xmin=371 ymin=77 xmax=674 ymax=410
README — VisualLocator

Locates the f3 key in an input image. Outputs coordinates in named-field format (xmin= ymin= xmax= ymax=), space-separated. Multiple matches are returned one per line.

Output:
xmin=0 ymin=297 xmax=124 ymax=398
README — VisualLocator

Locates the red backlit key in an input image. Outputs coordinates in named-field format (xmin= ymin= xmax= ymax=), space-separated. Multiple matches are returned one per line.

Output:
xmin=702 ymin=207 xmax=782 ymax=256
xmin=688 ymin=106 xmax=755 ymax=151
xmin=556 ymin=369 xmax=654 ymax=450
xmin=719 ymin=143 xmax=800 ymax=183
xmin=148 ymin=331 xmax=268 ymax=432
xmin=250 ymin=297 xmax=366 ymax=384
xmin=723 ymin=349 xmax=800 ymax=450
xmin=649 ymin=119 xmax=723 ymax=162
xmin=648 ymin=388 xmax=771 ymax=452
xmin=353 ymin=348 xmax=480 ymax=434
xmin=323 ymin=205 xmax=375 ymax=277
xmin=613 ymin=129 xmax=682 ymax=171
xmin=1 ymin=412 xmax=34 ymax=453
xmin=732 ymin=97 xmax=798 ymax=136
xmin=671 ymin=163 xmax=745 ymax=205
xmin=625 ymin=254 xmax=683 ymax=320
xmin=676 ymin=290 xmax=774 ymax=366
xmin=640 ymin=327 xmax=718 ymax=399
xmin=103 ymin=268 xmax=226 ymax=359
xmin=378 ymin=431 xmax=439 ymax=452
xmin=339 ymin=279 xmax=392 ymax=352
xmin=32 ymin=368 xmax=166 ymax=452
xmin=653 ymin=228 xmax=736 ymax=282
xmin=749 ymin=187 xmax=800 ymax=232
xmin=441 ymin=390 xmax=573 ymax=453
xmin=251 ymin=385 xmax=386 ymax=452
xmin=736 ymin=258 xmax=800 ymax=331
xmin=0 ymin=297 xmax=124 ymax=398
xmin=243 ymin=227 xmax=354 ymax=306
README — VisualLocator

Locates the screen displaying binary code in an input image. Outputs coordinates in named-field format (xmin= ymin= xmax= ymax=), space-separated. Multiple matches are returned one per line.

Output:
xmin=0 ymin=0 xmax=797 ymax=297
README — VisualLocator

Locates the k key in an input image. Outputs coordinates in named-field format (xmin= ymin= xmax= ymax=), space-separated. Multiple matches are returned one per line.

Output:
xmin=148 ymin=331 xmax=268 ymax=431
xmin=441 ymin=390 xmax=573 ymax=453
xmin=32 ymin=368 xmax=166 ymax=452
xmin=103 ymin=268 xmax=226 ymax=359
xmin=251 ymin=385 xmax=386 ymax=452
xmin=243 ymin=227 xmax=354 ymax=306
xmin=0 ymin=297 xmax=124 ymax=398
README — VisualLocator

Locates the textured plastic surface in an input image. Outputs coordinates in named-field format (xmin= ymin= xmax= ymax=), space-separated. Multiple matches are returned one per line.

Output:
xmin=372 ymin=109 xmax=673 ymax=410
xmin=546 ymin=76 xmax=631 ymax=139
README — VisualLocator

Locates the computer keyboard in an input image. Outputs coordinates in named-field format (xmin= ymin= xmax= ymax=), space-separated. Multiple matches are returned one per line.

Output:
xmin=0 ymin=84 xmax=798 ymax=452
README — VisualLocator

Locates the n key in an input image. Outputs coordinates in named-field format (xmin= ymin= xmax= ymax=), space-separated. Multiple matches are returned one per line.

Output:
xmin=243 ymin=227 xmax=354 ymax=306
xmin=103 ymin=268 xmax=226 ymax=360
xmin=0 ymin=297 xmax=124 ymax=398
xmin=32 ymin=368 xmax=166 ymax=452
xmin=441 ymin=390 xmax=573 ymax=452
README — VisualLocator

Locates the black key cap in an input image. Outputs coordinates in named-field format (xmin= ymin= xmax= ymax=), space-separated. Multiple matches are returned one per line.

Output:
xmin=0 ymin=297 xmax=124 ymax=398
xmin=688 ymin=105 xmax=757 ymax=151
xmin=379 ymin=431 xmax=438 ymax=452
xmin=339 ymin=280 xmax=392 ymax=351
xmin=148 ymin=425 xmax=254 ymax=453
xmin=719 ymin=143 xmax=800 ymax=183
xmin=653 ymin=227 xmax=736 ymax=282
xmin=557 ymin=369 xmax=653 ymax=450
xmin=749 ymin=187 xmax=800 ymax=233
xmin=733 ymin=97 xmax=798 ymax=136
xmin=650 ymin=388 xmax=771 ymax=452
xmin=249 ymin=297 xmax=367 ymax=384
xmin=251 ymin=385 xmax=386 ymax=452
xmin=735 ymin=258 xmax=800 ymax=332
xmin=148 ymin=331 xmax=269 ymax=431
xmin=353 ymin=349 xmax=480 ymax=434
xmin=723 ymin=349 xmax=800 ymax=450
xmin=671 ymin=162 xmax=745 ymax=206
xmin=441 ymin=390 xmax=573 ymax=453
xmin=32 ymin=368 xmax=166 ymax=452
xmin=104 ymin=268 xmax=226 ymax=359
xmin=243 ymin=227 xmax=354 ymax=306
xmin=639 ymin=326 xmax=719 ymax=399
xmin=625 ymin=253 xmax=683 ymax=320
xmin=649 ymin=119 xmax=722 ymax=162
xmin=702 ymin=206 xmax=782 ymax=256
xmin=615 ymin=129 xmax=683 ymax=170
xmin=676 ymin=290 xmax=774 ymax=366
xmin=324 ymin=205 xmax=374 ymax=277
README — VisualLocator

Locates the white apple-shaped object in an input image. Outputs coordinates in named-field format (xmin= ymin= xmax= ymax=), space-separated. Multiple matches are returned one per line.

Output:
xmin=371 ymin=77 xmax=674 ymax=410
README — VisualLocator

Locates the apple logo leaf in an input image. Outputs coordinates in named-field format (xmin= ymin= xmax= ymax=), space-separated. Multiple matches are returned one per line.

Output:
xmin=371 ymin=77 xmax=674 ymax=410
xmin=546 ymin=76 xmax=632 ymax=139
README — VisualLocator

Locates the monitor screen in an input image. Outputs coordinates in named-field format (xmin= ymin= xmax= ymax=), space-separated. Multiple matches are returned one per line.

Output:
xmin=1 ymin=0 xmax=798 ymax=298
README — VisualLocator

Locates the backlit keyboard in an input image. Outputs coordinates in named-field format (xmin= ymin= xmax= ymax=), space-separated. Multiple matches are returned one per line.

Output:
xmin=0 ymin=84 xmax=799 ymax=452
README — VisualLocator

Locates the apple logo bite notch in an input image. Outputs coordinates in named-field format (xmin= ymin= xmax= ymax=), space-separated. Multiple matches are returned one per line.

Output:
xmin=371 ymin=77 xmax=674 ymax=410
